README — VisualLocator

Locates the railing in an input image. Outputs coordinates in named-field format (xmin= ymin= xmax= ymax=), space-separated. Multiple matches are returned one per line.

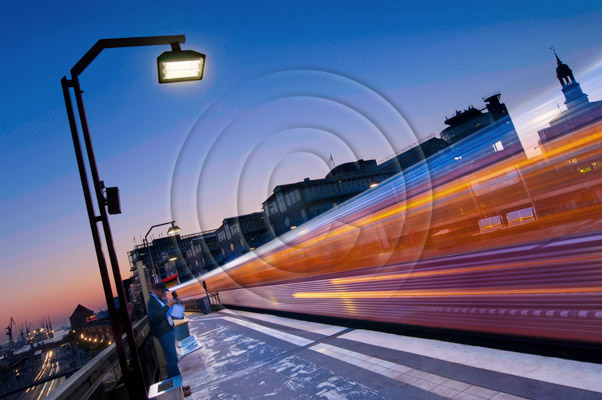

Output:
xmin=47 ymin=317 xmax=152 ymax=400
xmin=184 ymin=293 xmax=222 ymax=314
xmin=378 ymin=134 xmax=437 ymax=164
xmin=132 ymin=230 xmax=218 ymax=250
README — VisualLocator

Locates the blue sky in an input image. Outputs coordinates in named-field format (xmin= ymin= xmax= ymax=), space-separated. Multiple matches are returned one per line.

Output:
xmin=1 ymin=0 xmax=601 ymax=329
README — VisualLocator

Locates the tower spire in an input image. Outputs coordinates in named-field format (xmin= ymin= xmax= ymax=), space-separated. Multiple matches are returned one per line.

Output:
xmin=550 ymin=46 xmax=561 ymax=65
xmin=549 ymin=48 xmax=588 ymax=109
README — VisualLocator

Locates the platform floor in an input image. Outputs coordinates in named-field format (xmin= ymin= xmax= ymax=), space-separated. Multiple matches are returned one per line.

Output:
xmin=178 ymin=309 xmax=602 ymax=399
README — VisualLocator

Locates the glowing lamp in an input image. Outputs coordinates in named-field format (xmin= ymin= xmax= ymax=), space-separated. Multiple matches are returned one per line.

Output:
xmin=167 ymin=224 xmax=181 ymax=236
xmin=157 ymin=44 xmax=205 ymax=84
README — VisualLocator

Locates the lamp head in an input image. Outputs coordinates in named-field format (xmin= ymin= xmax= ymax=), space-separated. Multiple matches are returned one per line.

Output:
xmin=157 ymin=43 xmax=205 ymax=84
xmin=167 ymin=224 xmax=181 ymax=236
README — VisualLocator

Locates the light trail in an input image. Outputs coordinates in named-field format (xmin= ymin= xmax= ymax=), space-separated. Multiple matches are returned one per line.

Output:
xmin=35 ymin=351 xmax=54 ymax=400
xmin=293 ymin=287 xmax=602 ymax=299
xmin=329 ymin=254 xmax=597 ymax=285
xmin=42 ymin=354 xmax=61 ymax=398
xmin=26 ymin=351 xmax=51 ymax=393
xmin=174 ymin=117 xmax=602 ymax=344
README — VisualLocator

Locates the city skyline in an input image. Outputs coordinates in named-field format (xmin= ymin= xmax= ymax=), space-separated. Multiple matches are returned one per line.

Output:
xmin=2 ymin=1 xmax=602 ymax=332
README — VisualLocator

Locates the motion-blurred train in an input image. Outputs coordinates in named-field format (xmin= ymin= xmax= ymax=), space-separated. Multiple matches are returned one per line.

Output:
xmin=175 ymin=118 xmax=602 ymax=345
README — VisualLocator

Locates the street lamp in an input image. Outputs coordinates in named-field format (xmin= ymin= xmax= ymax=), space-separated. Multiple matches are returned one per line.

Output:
xmin=157 ymin=42 xmax=205 ymax=83
xmin=61 ymin=36 xmax=204 ymax=399
xmin=167 ymin=224 xmax=182 ymax=236
xmin=144 ymin=221 xmax=182 ymax=283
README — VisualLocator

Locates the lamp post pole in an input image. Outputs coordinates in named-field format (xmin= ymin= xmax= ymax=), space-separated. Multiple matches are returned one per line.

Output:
xmin=143 ymin=221 xmax=180 ymax=284
xmin=61 ymin=35 xmax=196 ymax=399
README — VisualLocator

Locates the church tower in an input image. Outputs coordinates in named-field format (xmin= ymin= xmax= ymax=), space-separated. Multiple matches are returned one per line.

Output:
xmin=552 ymin=47 xmax=589 ymax=109
xmin=538 ymin=48 xmax=602 ymax=151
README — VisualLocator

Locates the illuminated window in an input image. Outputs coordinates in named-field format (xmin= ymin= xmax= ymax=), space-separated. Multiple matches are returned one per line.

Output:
xmin=492 ymin=141 xmax=504 ymax=152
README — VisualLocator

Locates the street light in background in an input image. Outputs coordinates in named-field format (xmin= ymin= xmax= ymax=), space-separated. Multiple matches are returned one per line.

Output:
xmin=167 ymin=224 xmax=182 ymax=236
xmin=144 ymin=221 xmax=182 ymax=283
xmin=61 ymin=36 xmax=204 ymax=399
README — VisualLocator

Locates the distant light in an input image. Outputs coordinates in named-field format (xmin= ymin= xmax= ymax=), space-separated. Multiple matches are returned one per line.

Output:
xmin=454 ymin=156 xmax=463 ymax=160
xmin=169 ymin=256 xmax=178 ymax=261
xmin=157 ymin=49 xmax=205 ymax=84
xmin=167 ymin=224 xmax=181 ymax=236
xmin=369 ymin=182 xmax=378 ymax=188
xmin=290 ymin=225 xmax=297 ymax=230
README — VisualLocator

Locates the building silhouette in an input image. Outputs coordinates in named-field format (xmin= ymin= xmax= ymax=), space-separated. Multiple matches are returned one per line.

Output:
xmin=538 ymin=49 xmax=602 ymax=151
xmin=376 ymin=138 xmax=449 ymax=172
xmin=185 ymin=230 xmax=223 ymax=276
xmin=216 ymin=212 xmax=273 ymax=262
xmin=69 ymin=305 xmax=94 ymax=332
xmin=263 ymin=161 xmax=395 ymax=236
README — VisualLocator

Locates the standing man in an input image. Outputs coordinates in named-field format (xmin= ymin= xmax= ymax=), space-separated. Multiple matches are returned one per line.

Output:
xmin=148 ymin=283 xmax=191 ymax=397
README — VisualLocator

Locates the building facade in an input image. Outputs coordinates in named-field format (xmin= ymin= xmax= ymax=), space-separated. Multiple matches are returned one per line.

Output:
xmin=216 ymin=212 xmax=273 ymax=262
xmin=263 ymin=161 xmax=396 ymax=237
xmin=185 ymin=230 xmax=224 ymax=275
xmin=128 ymin=232 xmax=204 ymax=285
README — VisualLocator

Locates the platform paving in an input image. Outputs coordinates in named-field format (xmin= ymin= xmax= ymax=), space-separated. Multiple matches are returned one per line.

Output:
xmin=177 ymin=309 xmax=602 ymax=399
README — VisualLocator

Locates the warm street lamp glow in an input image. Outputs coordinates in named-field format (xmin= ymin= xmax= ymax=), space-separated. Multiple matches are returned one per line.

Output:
xmin=369 ymin=182 xmax=378 ymax=188
xmin=169 ymin=256 xmax=178 ymax=261
xmin=167 ymin=224 xmax=181 ymax=236
xmin=157 ymin=46 xmax=205 ymax=84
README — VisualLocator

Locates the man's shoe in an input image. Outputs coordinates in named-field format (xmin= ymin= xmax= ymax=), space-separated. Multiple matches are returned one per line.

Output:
xmin=183 ymin=388 xmax=192 ymax=397
xmin=182 ymin=385 xmax=190 ymax=391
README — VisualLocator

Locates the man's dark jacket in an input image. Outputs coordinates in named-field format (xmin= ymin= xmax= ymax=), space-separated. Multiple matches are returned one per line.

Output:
xmin=147 ymin=295 xmax=173 ymax=337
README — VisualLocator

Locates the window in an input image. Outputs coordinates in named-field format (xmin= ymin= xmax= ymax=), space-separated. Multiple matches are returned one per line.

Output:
xmin=277 ymin=193 xmax=286 ymax=212
xmin=492 ymin=141 xmax=504 ymax=152
xmin=268 ymin=201 xmax=278 ymax=214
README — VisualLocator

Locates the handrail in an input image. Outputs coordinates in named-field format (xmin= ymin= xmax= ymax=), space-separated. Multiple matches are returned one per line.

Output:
xmin=47 ymin=317 xmax=149 ymax=400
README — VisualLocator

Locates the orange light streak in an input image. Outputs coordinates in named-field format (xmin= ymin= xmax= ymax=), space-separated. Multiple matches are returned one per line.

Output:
xmin=330 ymin=254 xmax=597 ymax=285
xmin=293 ymin=287 xmax=602 ymax=298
